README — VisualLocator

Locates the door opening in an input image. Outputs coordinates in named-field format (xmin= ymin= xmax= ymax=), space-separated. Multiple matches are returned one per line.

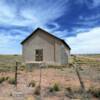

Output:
xmin=35 ymin=49 xmax=43 ymax=61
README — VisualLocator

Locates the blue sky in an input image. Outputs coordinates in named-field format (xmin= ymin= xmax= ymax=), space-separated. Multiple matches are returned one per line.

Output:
xmin=0 ymin=0 xmax=100 ymax=54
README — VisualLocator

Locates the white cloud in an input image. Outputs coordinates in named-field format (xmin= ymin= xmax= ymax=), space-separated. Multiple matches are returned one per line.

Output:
xmin=0 ymin=33 xmax=24 ymax=54
xmin=65 ymin=27 xmax=100 ymax=54
xmin=19 ymin=0 xmax=69 ymax=28
xmin=53 ymin=29 xmax=69 ymax=38
xmin=0 ymin=1 xmax=14 ymax=18
xmin=77 ymin=20 xmax=99 ymax=27
xmin=80 ymin=14 xmax=100 ymax=21
xmin=78 ymin=15 xmax=100 ymax=27
xmin=76 ymin=0 xmax=100 ymax=9
xmin=0 ymin=0 xmax=69 ymax=28
xmin=91 ymin=0 xmax=100 ymax=8
xmin=0 ymin=0 xmax=70 ymax=54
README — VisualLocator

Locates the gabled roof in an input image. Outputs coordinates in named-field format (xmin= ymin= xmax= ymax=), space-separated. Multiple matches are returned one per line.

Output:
xmin=21 ymin=28 xmax=71 ymax=50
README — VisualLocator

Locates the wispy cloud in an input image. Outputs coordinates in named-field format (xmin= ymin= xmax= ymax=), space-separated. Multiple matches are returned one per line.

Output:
xmin=0 ymin=0 xmax=100 ymax=54
xmin=76 ymin=0 xmax=100 ymax=9
xmin=0 ymin=33 xmax=23 ymax=54
xmin=0 ymin=0 xmax=69 ymax=54
xmin=0 ymin=0 xmax=69 ymax=27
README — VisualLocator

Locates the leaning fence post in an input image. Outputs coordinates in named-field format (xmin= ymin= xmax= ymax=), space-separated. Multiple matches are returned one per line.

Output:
xmin=73 ymin=55 xmax=89 ymax=99
xmin=73 ymin=64 xmax=85 ymax=92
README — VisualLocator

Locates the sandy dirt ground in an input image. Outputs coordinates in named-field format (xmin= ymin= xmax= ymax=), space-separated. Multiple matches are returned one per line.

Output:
xmin=0 ymin=66 xmax=100 ymax=100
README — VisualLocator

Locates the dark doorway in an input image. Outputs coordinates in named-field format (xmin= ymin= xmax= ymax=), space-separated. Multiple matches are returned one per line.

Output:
xmin=35 ymin=49 xmax=43 ymax=61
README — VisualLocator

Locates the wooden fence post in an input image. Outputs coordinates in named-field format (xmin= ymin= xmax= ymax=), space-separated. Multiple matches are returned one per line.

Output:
xmin=15 ymin=62 xmax=18 ymax=88
xmin=73 ymin=56 xmax=85 ymax=90
xmin=38 ymin=63 xmax=42 ymax=100
xmin=73 ymin=55 xmax=90 ymax=99
xmin=73 ymin=64 xmax=85 ymax=92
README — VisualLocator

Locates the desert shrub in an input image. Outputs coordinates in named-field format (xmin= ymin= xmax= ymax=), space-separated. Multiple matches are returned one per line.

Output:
xmin=0 ymin=76 xmax=10 ymax=84
xmin=28 ymin=80 xmax=36 ymax=87
xmin=5 ymin=76 xmax=9 ymax=80
xmin=88 ymin=87 xmax=100 ymax=98
xmin=49 ymin=87 xmax=54 ymax=92
xmin=49 ymin=83 xmax=60 ymax=92
xmin=34 ymin=86 xmax=40 ymax=95
xmin=0 ymin=77 xmax=5 ymax=83
xmin=66 ymin=87 xmax=72 ymax=93
xmin=9 ymin=93 xmax=12 ymax=96
xmin=67 ymin=63 xmax=73 ymax=68
xmin=60 ymin=68 xmax=64 ymax=71
xmin=8 ymin=78 xmax=16 ymax=85
xmin=53 ymin=83 xmax=60 ymax=91
xmin=79 ymin=67 xmax=84 ymax=71
xmin=19 ymin=65 xmax=25 ymax=71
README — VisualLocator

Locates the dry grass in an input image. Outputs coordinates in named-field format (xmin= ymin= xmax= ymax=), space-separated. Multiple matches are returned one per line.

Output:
xmin=0 ymin=54 xmax=99 ymax=100
xmin=0 ymin=55 xmax=22 ymax=72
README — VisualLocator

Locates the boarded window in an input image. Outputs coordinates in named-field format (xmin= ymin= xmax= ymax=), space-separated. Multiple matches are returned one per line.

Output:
xmin=35 ymin=49 xmax=43 ymax=61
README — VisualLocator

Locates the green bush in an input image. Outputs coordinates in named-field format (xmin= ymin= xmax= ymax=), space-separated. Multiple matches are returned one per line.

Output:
xmin=8 ymin=78 xmax=16 ymax=85
xmin=28 ymin=80 xmax=36 ymax=87
xmin=5 ymin=76 xmax=9 ymax=80
xmin=53 ymin=83 xmax=60 ymax=91
xmin=19 ymin=65 xmax=25 ymax=71
xmin=88 ymin=87 xmax=100 ymax=98
xmin=9 ymin=93 xmax=12 ymax=96
xmin=66 ymin=87 xmax=72 ymax=92
xmin=49 ymin=87 xmax=54 ymax=92
xmin=0 ymin=77 xmax=5 ymax=83
xmin=49 ymin=83 xmax=60 ymax=92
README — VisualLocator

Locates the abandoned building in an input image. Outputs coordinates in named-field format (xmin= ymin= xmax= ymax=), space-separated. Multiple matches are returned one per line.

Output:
xmin=21 ymin=28 xmax=71 ymax=65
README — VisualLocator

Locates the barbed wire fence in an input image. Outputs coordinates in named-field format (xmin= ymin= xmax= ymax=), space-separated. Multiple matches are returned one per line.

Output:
xmin=14 ymin=60 xmax=99 ymax=100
